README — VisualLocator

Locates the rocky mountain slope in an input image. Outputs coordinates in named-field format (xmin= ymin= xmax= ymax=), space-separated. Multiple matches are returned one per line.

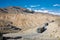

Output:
xmin=0 ymin=6 xmax=60 ymax=40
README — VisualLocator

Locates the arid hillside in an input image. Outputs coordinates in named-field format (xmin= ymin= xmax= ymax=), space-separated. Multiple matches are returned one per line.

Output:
xmin=0 ymin=6 xmax=60 ymax=40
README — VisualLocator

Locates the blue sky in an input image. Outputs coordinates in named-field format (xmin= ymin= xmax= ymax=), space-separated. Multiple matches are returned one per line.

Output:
xmin=0 ymin=0 xmax=60 ymax=15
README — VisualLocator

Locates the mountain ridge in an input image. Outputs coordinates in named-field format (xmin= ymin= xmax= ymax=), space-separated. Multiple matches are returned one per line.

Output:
xmin=0 ymin=6 xmax=60 ymax=40
xmin=0 ymin=6 xmax=34 ymax=14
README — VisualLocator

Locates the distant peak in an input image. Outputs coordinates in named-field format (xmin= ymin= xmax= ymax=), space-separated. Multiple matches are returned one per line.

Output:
xmin=0 ymin=6 xmax=35 ymax=13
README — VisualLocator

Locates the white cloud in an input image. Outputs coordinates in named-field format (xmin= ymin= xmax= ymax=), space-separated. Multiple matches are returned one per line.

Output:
xmin=41 ymin=8 xmax=45 ymax=9
xmin=49 ymin=12 xmax=60 ymax=15
xmin=27 ymin=7 xmax=60 ymax=15
xmin=34 ymin=9 xmax=60 ymax=15
xmin=30 ymin=5 xmax=40 ymax=7
xmin=34 ymin=10 xmax=49 ymax=13
xmin=27 ymin=8 xmax=32 ymax=10
xmin=53 ymin=4 xmax=60 ymax=6
xmin=25 ymin=5 xmax=40 ymax=8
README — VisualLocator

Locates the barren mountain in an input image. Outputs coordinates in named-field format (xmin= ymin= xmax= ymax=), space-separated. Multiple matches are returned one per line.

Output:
xmin=0 ymin=6 xmax=60 ymax=40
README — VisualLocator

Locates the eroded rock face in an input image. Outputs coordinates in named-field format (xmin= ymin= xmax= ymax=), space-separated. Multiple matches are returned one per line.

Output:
xmin=0 ymin=13 xmax=58 ymax=33
xmin=0 ymin=6 xmax=60 ymax=40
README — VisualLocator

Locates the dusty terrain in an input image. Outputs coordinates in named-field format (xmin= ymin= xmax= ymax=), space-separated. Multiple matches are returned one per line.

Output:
xmin=0 ymin=6 xmax=60 ymax=40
